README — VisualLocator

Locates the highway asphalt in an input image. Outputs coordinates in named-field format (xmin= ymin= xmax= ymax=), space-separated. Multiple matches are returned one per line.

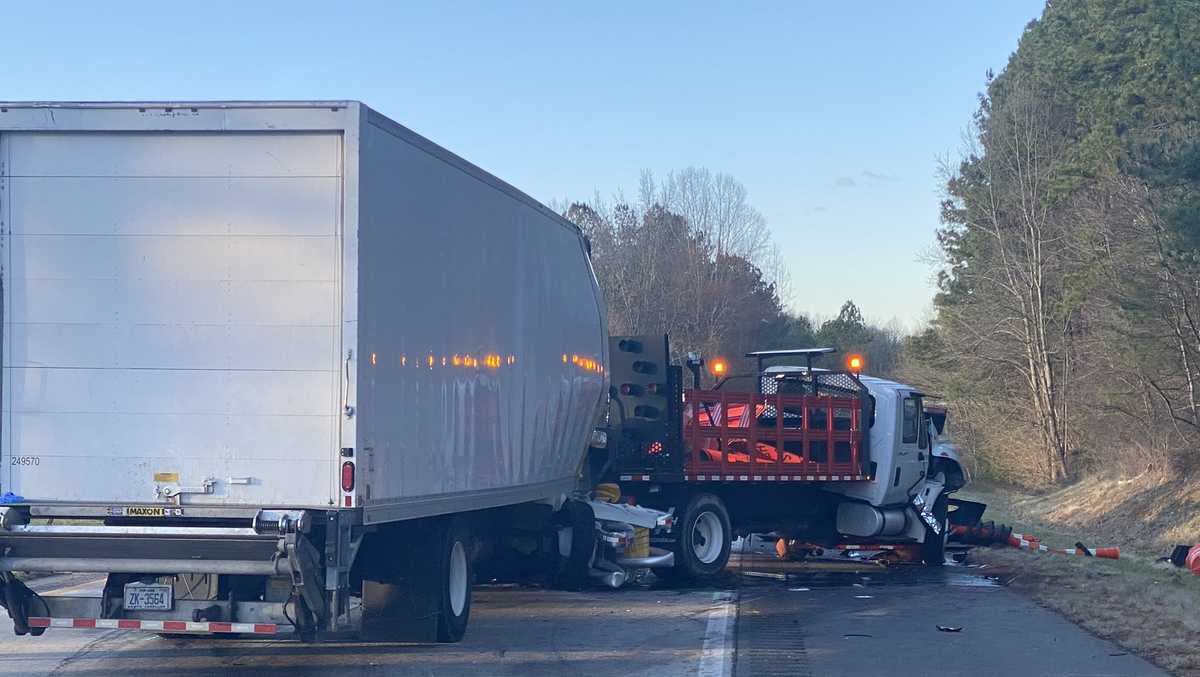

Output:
xmin=0 ymin=550 xmax=1165 ymax=676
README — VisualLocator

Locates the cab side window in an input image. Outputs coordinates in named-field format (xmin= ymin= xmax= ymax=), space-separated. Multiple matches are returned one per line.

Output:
xmin=902 ymin=397 xmax=918 ymax=444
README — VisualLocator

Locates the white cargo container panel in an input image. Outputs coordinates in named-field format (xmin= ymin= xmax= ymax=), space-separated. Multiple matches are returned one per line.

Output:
xmin=0 ymin=102 xmax=608 ymax=520
xmin=0 ymin=125 xmax=344 ymax=506
xmin=354 ymin=110 xmax=608 ymax=522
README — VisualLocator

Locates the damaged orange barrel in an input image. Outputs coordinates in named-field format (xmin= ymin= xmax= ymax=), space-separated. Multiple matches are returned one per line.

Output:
xmin=1086 ymin=546 xmax=1120 ymax=559
xmin=1188 ymin=545 xmax=1200 ymax=576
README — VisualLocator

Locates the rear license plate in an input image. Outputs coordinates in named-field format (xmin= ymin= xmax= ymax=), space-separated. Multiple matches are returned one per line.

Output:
xmin=124 ymin=584 xmax=173 ymax=611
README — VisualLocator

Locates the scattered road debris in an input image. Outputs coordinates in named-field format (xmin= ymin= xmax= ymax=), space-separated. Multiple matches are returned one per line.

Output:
xmin=950 ymin=522 xmax=1119 ymax=560
xmin=742 ymin=571 xmax=787 ymax=581
xmin=1005 ymin=531 xmax=1119 ymax=559
xmin=949 ymin=520 xmax=1012 ymax=546
xmin=937 ymin=625 xmax=963 ymax=633
xmin=1165 ymin=544 xmax=1200 ymax=575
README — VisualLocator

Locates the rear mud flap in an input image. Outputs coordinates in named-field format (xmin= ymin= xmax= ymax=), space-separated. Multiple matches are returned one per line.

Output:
xmin=0 ymin=573 xmax=45 ymax=636
xmin=358 ymin=523 xmax=442 ymax=642
xmin=360 ymin=578 xmax=439 ymax=642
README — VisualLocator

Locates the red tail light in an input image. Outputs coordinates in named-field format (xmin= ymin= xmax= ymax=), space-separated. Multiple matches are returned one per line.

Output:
xmin=341 ymin=461 xmax=355 ymax=492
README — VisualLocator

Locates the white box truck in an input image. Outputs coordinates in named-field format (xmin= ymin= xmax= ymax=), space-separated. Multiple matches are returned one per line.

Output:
xmin=0 ymin=101 xmax=670 ymax=643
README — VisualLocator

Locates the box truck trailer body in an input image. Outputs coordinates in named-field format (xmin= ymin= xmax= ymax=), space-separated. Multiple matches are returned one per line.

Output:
xmin=0 ymin=101 xmax=608 ymax=519
xmin=0 ymin=102 xmax=622 ymax=642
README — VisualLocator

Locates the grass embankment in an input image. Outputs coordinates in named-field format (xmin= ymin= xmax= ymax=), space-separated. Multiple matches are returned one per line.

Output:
xmin=960 ymin=477 xmax=1200 ymax=676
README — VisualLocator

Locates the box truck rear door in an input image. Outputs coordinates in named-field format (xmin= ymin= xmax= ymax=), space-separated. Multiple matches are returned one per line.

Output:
xmin=1 ymin=130 xmax=342 ymax=507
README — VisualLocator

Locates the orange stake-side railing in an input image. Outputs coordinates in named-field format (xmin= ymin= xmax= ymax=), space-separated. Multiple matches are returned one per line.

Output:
xmin=683 ymin=388 xmax=863 ymax=478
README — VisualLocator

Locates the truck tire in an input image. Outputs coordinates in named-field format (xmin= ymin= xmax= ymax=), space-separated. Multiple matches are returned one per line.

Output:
xmin=666 ymin=493 xmax=732 ymax=581
xmin=436 ymin=519 xmax=473 ymax=643
xmin=920 ymin=495 xmax=949 ymax=567
xmin=556 ymin=500 xmax=596 ymax=590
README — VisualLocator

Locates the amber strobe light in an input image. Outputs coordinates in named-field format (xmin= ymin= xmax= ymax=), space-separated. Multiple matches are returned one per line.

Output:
xmin=708 ymin=357 xmax=728 ymax=377
xmin=847 ymin=354 xmax=864 ymax=374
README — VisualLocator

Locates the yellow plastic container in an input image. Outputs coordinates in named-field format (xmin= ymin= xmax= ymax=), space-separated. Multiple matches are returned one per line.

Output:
xmin=627 ymin=527 xmax=650 ymax=558
xmin=594 ymin=483 xmax=621 ymax=504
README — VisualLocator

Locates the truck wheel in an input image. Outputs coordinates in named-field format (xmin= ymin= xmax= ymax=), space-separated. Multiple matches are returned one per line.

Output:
xmin=920 ymin=495 xmax=949 ymax=567
xmin=667 ymin=494 xmax=732 ymax=581
xmin=436 ymin=519 xmax=473 ymax=643
xmin=556 ymin=499 xmax=596 ymax=590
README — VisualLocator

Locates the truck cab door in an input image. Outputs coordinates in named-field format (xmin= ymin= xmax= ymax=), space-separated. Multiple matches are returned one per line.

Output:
xmin=887 ymin=394 xmax=929 ymax=503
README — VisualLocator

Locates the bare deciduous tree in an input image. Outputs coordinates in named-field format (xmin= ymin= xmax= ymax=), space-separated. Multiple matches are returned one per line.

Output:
xmin=565 ymin=168 xmax=785 ymax=366
xmin=936 ymin=78 xmax=1077 ymax=481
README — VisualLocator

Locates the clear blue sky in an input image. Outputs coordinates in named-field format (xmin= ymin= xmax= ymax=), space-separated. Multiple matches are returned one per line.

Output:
xmin=1 ymin=1 xmax=1045 ymax=326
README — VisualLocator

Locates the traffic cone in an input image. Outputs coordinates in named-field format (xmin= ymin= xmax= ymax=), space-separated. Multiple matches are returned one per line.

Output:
xmin=1187 ymin=545 xmax=1200 ymax=575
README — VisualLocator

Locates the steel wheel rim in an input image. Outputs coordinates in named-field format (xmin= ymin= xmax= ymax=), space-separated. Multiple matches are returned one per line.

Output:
xmin=449 ymin=540 xmax=468 ymax=616
xmin=692 ymin=512 xmax=724 ymax=565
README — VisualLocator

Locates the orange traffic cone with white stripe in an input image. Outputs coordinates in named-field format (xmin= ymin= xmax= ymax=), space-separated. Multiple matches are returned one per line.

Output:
xmin=1007 ymin=530 xmax=1118 ymax=559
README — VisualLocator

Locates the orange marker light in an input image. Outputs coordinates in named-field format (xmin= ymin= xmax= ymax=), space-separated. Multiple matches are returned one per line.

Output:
xmin=847 ymin=354 xmax=864 ymax=373
xmin=708 ymin=358 xmax=728 ymax=377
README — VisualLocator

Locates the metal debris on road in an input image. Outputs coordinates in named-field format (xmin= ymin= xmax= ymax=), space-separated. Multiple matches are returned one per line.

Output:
xmin=743 ymin=571 xmax=787 ymax=580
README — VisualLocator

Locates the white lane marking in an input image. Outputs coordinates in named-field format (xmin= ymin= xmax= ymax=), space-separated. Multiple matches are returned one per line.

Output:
xmin=698 ymin=591 xmax=737 ymax=677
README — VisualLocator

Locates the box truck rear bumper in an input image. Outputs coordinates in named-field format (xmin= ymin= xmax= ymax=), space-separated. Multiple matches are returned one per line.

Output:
xmin=0 ymin=505 xmax=352 ymax=635
xmin=28 ymin=616 xmax=284 ymax=636
xmin=22 ymin=595 xmax=293 ymax=634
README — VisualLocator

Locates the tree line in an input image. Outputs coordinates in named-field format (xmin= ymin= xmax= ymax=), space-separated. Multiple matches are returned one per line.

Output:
xmin=561 ymin=168 xmax=903 ymax=383
xmin=906 ymin=0 xmax=1200 ymax=486
xmin=567 ymin=0 xmax=1200 ymax=489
